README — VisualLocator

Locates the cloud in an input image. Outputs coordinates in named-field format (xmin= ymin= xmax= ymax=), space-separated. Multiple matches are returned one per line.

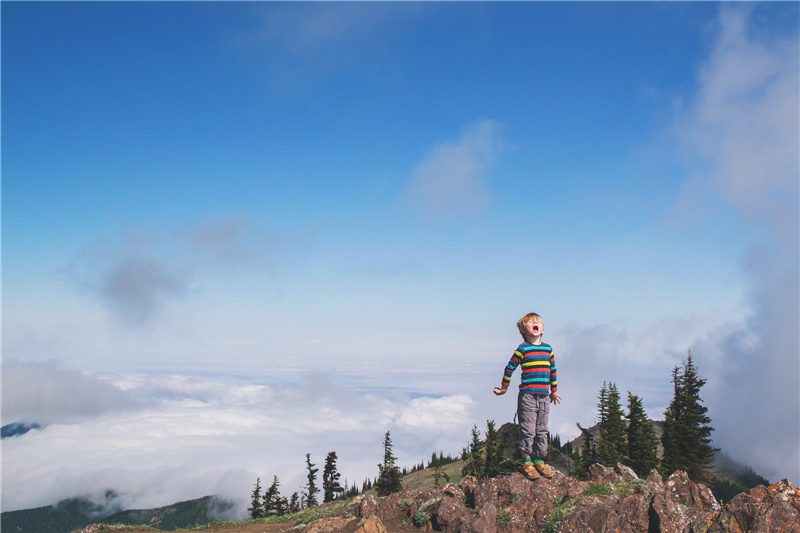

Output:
xmin=244 ymin=3 xmax=423 ymax=94
xmin=404 ymin=120 xmax=504 ymax=215
xmin=1 ymin=368 xmax=479 ymax=515
xmin=2 ymin=360 xmax=144 ymax=425
xmin=63 ymin=216 xmax=290 ymax=327
xmin=672 ymin=6 xmax=799 ymax=484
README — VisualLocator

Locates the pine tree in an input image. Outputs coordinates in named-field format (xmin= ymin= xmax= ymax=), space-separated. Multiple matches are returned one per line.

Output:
xmin=375 ymin=431 xmax=403 ymax=496
xmin=461 ymin=424 xmax=483 ymax=478
xmin=484 ymin=420 xmax=503 ymax=474
xmin=263 ymin=475 xmax=287 ymax=516
xmin=248 ymin=477 xmax=264 ymax=519
xmin=304 ymin=453 xmax=320 ymax=508
xmin=572 ymin=423 xmax=597 ymax=479
xmin=322 ymin=451 xmax=344 ymax=503
xmin=597 ymin=382 xmax=627 ymax=466
xmin=661 ymin=352 xmax=718 ymax=482
xmin=625 ymin=392 xmax=659 ymax=477
xmin=288 ymin=492 xmax=301 ymax=514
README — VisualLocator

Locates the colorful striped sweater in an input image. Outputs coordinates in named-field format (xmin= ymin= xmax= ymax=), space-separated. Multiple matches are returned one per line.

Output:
xmin=501 ymin=342 xmax=557 ymax=395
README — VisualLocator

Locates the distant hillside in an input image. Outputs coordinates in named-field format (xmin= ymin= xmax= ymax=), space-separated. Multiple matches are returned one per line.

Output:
xmin=0 ymin=495 xmax=232 ymax=533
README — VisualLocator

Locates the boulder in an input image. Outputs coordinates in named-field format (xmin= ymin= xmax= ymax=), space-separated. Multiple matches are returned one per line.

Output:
xmin=707 ymin=479 xmax=800 ymax=533
xmin=558 ymin=493 xmax=650 ymax=533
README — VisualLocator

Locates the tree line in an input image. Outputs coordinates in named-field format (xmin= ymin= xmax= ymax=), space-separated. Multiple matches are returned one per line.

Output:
xmin=570 ymin=352 xmax=718 ymax=482
xmin=248 ymin=430 xmax=426 ymax=519
xmin=248 ymin=451 xmax=357 ymax=519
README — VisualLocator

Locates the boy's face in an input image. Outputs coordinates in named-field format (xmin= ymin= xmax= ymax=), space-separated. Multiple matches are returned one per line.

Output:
xmin=523 ymin=317 xmax=544 ymax=338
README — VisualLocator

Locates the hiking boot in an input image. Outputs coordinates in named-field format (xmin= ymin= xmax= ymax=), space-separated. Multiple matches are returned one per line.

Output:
xmin=534 ymin=461 xmax=555 ymax=478
xmin=521 ymin=462 xmax=541 ymax=480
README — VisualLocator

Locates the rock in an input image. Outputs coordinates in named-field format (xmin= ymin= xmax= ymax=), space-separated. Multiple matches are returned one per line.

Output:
xmin=356 ymin=494 xmax=378 ymax=518
xmin=431 ymin=496 xmax=468 ymax=532
xmin=558 ymin=493 xmax=650 ymax=533
xmin=459 ymin=502 xmax=497 ymax=533
xmin=303 ymin=471 xmax=797 ymax=533
xmin=440 ymin=482 xmax=465 ymax=501
xmin=585 ymin=462 xmax=640 ymax=485
xmin=473 ymin=472 xmax=532 ymax=509
xmin=586 ymin=463 xmax=622 ymax=484
xmin=305 ymin=516 xmax=359 ymax=533
xmin=707 ymin=479 xmax=800 ymax=533
xmin=648 ymin=470 xmax=720 ymax=533
xmin=355 ymin=514 xmax=388 ymax=533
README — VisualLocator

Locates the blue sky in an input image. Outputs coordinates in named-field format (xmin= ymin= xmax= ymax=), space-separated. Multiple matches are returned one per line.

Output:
xmin=2 ymin=2 xmax=798 ymax=515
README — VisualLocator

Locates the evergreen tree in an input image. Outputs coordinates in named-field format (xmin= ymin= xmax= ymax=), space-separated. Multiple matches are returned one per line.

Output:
xmin=661 ymin=352 xmax=717 ymax=482
xmin=597 ymin=382 xmax=627 ymax=466
xmin=322 ymin=451 xmax=344 ymax=503
xmin=248 ymin=478 xmax=264 ymax=519
xmin=288 ymin=492 xmax=301 ymax=514
xmin=461 ymin=424 xmax=483 ymax=478
xmin=375 ymin=431 xmax=403 ymax=496
xmin=263 ymin=475 xmax=287 ymax=516
xmin=433 ymin=464 xmax=450 ymax=487
xmin=484 ymin=420 xmax=503 ymax=474
xmin=572 ymin=423 xmax=597 ymax=479
xmin=597 ymin=382 xmax=609 ymax=424
xmin=625 ymin=392 xmax=660 ymax=477
xmin=304 ymin=453 xmax=320 ymax=508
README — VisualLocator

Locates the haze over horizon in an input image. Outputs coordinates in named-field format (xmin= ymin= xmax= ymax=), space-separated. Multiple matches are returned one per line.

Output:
xmin=2 ymin=2 xmax=798 ymax=517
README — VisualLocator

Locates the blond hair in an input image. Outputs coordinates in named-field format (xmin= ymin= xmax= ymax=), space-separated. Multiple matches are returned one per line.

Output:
xmin=517 ymin=313 xmax=543 ymax=337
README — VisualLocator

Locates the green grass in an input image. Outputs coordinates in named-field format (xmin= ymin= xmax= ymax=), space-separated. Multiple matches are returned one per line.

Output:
xmin=543 ymin=498 xmax=577 ymax=533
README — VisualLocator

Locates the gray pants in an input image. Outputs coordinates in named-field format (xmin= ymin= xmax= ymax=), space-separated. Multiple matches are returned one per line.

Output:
xmin=517 ymin=392 xmax=549 ymax=458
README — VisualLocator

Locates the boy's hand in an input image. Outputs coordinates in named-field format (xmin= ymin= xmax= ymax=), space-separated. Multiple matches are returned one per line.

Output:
xmin=493 ymin=387 xmax=507 ymax=396
xmin=549 ymin=391 xmax=562 ymax=404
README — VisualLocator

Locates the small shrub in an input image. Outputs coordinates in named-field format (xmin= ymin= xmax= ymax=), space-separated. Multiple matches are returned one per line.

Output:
xmin=543 ymin=498 xmax=576 ymax=533
xmin=413 ymin=498 xmax=441 ymax=527
xmin=496 ymin=508 xmax=513 ymax=527
xmin=582 ymin=483 xmax=614 ymax=496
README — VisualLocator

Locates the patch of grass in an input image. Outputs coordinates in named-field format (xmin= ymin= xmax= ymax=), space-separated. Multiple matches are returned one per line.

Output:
xmin=496 ymin=508 xmax=513 ymax=527
xmin=543 ymin=498 xmax=576 ymax=533
xmin=582 ymin=483 xmax=615 ymax=496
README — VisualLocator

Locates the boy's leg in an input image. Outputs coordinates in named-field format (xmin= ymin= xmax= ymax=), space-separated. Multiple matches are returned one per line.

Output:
xmin=517 ymin=392 xmax=541 ymax=480
xmin=531 ymin=395 xmax=550 ymax=459
xmin=517 ymin=392 xmax=536 ymax=456
xmin=531 ymin=396 xmax=554 ymax=478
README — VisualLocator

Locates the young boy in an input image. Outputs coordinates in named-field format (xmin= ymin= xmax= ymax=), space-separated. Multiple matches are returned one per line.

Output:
xmin=493 ymin=313 xmax=562 ymax=480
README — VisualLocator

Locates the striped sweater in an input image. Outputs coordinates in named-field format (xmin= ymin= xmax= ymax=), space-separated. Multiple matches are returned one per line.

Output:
xmin=501 ymin=342 xmax=557 ymax=395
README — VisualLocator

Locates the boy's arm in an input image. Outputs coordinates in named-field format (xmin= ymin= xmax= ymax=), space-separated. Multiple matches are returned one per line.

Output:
xmin=549 ymin=350 xmax=560 ymax=403
xmin=493 ymin=350 xmax=521 ymax=395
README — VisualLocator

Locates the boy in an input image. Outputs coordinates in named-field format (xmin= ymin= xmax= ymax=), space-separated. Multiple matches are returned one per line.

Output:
xmin=493 ymin=313 xmax=561 ymax=480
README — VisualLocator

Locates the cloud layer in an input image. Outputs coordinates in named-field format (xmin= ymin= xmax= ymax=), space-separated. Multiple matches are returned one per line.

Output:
xmin=1 ymin=363 xmax=480 ymax=516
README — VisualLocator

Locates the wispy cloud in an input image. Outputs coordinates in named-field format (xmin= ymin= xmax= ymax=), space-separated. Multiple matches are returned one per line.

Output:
xmin=404 ymin=120 xmax=504 ymax=216
xmin=673 ymin=6 xmax=799 ymax=483
xmin=63 ymin=216 xmax=294 ymax=327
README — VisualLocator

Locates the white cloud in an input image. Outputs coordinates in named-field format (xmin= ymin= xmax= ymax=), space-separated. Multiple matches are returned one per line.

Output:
xmin=404 ymin=120 xmax=504 ymax=215
xmin=2 ymin=360 xmax=144 ymax=425
xmin=1 ymin=366 xmax=479 ymax=516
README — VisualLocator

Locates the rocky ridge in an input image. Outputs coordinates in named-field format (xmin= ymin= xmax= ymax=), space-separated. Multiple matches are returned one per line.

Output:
xmin=304 ymin=463 xmax=799 ymax=533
